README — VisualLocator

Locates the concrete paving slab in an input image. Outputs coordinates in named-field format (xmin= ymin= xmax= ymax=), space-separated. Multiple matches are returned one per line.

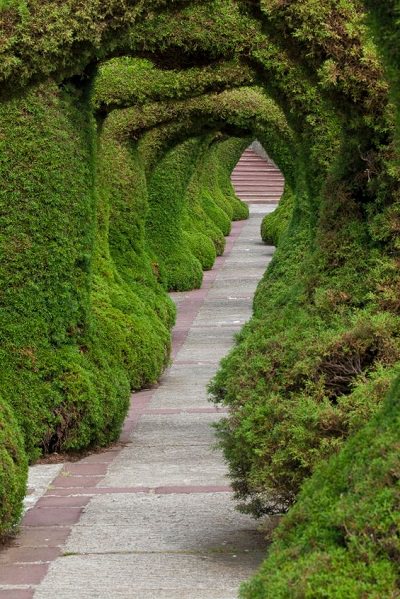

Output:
xmin=206 ymin=278 xmax=263 ymax=295
xmin=215 ymin=262 xmax=268 ymax=277
xmin=175 ymin=328 xmax=240 ymax=363
xmin=192 ymin=298 xmax=253 ymax=326
xmin=148 ymin=364 xmax=217 ymax=410
xmin=102 ymin=444 xmax=229 ymax=488
xmin=63 ymin=493 xmax=266 ymax=554
xmin=127 ymin=412 xmax=224 ymax=446
xmin=24 ymin=465 xmax=64 ymax=513
xmin=148 ymin=390 xmax=213 ymax=411
xmin=34 ymin=552 xmax=265 ymax=599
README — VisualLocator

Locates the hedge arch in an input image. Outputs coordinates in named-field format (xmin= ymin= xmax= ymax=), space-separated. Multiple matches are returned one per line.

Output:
xmin=1 ymin=2 xmax=400 ymax=595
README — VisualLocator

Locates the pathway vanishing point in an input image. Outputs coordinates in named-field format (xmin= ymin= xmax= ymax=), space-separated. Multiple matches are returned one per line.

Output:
xmin=0 ymin=203 xmax=275 ymax=599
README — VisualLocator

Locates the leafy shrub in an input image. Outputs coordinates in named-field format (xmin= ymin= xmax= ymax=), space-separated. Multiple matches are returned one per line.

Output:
xmin=184 ymin=231 xmax=216 ymax=271
xmin=211 ymin=305 xmax=400 ymax=515
xmin=0 ymin=398 xmax=28 ymax=538
xmin=1 ymin=4 xmax=399 ymax=583
xmin=261 ymin=187 xmax=294 ymax=246
xmin=200 ymin=190 xmax=232 ymax=237
xmin=241 ymin=376 xmax=400 ymax=598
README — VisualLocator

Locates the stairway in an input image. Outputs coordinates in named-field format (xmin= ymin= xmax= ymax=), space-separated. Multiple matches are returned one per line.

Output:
xmin=231 ymin=147 xmax=284 ymax=204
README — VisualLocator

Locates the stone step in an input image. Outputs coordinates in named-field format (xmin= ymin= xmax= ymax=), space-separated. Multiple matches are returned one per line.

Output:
xmin=231 ymin=147 xmax=284 ymax=203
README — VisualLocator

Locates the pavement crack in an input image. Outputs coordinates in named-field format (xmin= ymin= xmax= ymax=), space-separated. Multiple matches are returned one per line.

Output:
xmin=62 ymin=548 xmax=252 ymax=557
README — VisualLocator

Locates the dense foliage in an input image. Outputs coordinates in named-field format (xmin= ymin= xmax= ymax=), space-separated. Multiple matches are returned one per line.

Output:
xmin=0 ymin=51 xmax=251 ymax=534
xmin=1 ymin=1 xmax=400 ymax=595
xmin=0 ymin=397 xmax=27 ymax=538
xmin=241 ymin=377 xmax=400 ymax=598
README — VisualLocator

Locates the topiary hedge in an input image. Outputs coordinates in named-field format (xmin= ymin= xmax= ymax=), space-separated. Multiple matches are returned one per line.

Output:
xmin=261 ymin=186 xmax=294 ymax=246
xmin=208 ymin=0 xmax=400 ymax=520
xmin=0 ymin=79 xmax=98 ymax=458
xmin=236 ymin=5 xmax=400 ymax=593
xmin=0 ymin=397 xmax=27 ymax=538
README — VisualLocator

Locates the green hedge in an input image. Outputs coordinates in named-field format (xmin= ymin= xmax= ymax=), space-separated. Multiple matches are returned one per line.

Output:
xmin=238 ymin=6 xmax=400 ymax=593
xmin=145 ymin=137 xmax=206 ymax=292
xmin=0 ymin=398 xmax=27 ymax=538
xmin=0 ymin=80 xmax=97 ymax=458
xmin=261 ymin=186 xmax=294 ymax=246
xmin=208 ymin=1 xmax=400 ymax=523
xmin=241 ymin=376 xmax=400 ymax=598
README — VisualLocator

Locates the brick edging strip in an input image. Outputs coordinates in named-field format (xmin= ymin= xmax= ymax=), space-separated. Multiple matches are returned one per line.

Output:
xmin=0 ymin=218 xmax=247 ymax=597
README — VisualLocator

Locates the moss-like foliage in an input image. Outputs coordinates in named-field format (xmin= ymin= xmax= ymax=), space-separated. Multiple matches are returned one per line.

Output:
xmin=0 ymin=397 xmax=27 ymax=538
xmin=145 ymin=138 xmax=204 ymax=291
xmin=261 ymin=186 xmax=294 ymax=246
xmin=0 ymin=81 xmax=97 ymax=458
xmin=211 ymin=303 xmax=400 ymax=515
xmin=0 ymin=79 xmax=175 ymax=463
xmin=92 ymin=58 xmax=255 ymax=112
xmin=241 ymin=376 xmax=400 ymax=598
xmin=208 ymin=0 xmax=400 ymax=519
xmin=235 ymin=7 xmax=400 ymax=593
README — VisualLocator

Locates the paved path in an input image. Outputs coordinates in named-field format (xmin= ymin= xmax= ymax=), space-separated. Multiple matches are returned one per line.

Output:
xmin=0 ymin=204 xmax=274 ymax=599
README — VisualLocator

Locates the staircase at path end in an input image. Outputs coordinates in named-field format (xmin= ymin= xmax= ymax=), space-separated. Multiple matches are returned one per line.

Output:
xmin=231 ymin=147 xmax=284 ymax=204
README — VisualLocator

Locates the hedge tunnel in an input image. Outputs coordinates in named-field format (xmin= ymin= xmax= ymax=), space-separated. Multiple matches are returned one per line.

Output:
xmin=0 ymin=0 xmax=400 ymax=595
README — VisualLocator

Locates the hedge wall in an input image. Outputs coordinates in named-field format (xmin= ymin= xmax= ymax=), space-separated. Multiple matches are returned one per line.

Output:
xmin=0 ymin=52 xmax=253 ymax=535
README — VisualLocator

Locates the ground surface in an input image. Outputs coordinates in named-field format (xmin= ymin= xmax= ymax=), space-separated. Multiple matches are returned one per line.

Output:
xmin=0 ymin=204 xmax=274 ymax=599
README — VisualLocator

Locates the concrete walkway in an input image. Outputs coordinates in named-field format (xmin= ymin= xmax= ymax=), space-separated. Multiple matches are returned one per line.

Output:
xmin=0 ymin=204 xmax=275 ymax=599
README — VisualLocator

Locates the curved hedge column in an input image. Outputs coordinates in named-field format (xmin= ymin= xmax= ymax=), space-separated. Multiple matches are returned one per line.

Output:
xmin=0 ymin=80 xmax=96 ymax=458
xmin=145 ymin=138 xmax=205 ymax=291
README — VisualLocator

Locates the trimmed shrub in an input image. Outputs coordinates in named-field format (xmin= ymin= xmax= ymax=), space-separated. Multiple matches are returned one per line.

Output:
xmin=0 ymin=398 xmax=27 ymax=538
xmin=184 ymin=231 xmax=216 ymax=271
xmin=0 ymin=80 xmax=97 ymax=458
xmin=1 ymin=8 xmax=400 ymax=589
xmin=200 ymin=190 xmax=232 ymax=237
xmin=261 ymin=187 xmax=294 ymax=246
xmin=145 ymin=138 xmax=205 ymax=291
xmin=211 ymin=305 xmax=400 ymax=515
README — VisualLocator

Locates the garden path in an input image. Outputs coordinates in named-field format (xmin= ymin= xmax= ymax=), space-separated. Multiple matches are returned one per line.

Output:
xmin=0 ymin=204 xmax=275 ymax=599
